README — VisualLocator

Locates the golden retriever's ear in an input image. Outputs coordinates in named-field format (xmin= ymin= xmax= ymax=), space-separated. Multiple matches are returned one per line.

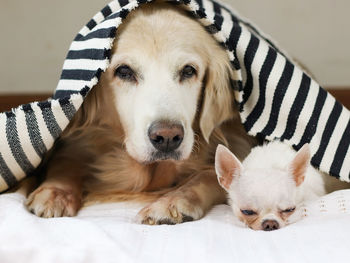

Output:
xmin=200 ymin=55 xmax=235 ymax=143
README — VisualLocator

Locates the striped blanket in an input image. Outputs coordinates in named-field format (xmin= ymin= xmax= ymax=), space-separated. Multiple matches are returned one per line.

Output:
xmin=0 ymin=0 xmax=349 ymax=192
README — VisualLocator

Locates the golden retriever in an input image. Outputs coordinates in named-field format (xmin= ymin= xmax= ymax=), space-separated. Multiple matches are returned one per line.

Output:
xmin=26 ymin=2 xmax=256 ymax=224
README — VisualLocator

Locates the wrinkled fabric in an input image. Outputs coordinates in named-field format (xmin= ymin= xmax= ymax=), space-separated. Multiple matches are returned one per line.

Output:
xmin=1 ymin=190 xmax=350 ymax=263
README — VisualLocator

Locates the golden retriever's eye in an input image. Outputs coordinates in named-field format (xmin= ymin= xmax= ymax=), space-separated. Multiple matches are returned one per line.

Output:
xmin=240 ymin=209 xmax=257 ymax=216
xmin=180 ymin=65 xmax=197 ymax=81
xmin=281 ymin=207 xmax=296 ymax=213
xmin=115 ymin=65 xmax=136 ymax=81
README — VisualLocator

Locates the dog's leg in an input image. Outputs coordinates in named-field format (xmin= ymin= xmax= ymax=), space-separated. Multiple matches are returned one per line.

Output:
xmin=137 ymin=169 xmax=226 ymax=224
xmin=26 ymin=158 xmax=84 ymax=218
xmin=26 ymin=123 xmax=120 ymax=218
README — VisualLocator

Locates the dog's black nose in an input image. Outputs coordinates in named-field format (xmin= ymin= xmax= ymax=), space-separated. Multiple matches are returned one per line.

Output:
xmin=262 ymin=220 xmax=279 ymax=231
xmin=148 ymin=121 xmax=184 ymax=152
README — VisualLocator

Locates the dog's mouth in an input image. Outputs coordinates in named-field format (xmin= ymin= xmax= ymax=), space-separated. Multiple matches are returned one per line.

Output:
xmin=149 ymin=150 xmax=182 ymax=162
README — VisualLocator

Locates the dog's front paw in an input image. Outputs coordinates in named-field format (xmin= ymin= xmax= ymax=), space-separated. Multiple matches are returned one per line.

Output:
xmin=26 ymin=186 xmax=81 ymax=218
xmin=137 ymin=195 xmax=204 ymax=225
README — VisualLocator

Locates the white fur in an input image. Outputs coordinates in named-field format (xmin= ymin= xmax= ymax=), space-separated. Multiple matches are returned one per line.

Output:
xmin=239 ymin=142 xmax=326 ymax=204
xmin=111 ymin=52 xmax=203 ymax=163
xmin=215 ymin=141 xmax=327 ymax=230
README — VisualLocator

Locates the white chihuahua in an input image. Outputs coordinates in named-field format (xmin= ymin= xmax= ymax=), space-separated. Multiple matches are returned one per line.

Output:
xmin=215 ymin=141 xmax=326 ymax=231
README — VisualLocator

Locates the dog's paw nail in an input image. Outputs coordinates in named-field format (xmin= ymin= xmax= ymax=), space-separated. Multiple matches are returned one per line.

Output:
xmin=181 ymin=213 xmax=194 ymax=222
xmin=158 ymin=218 xmax=175 ymax=225
xmin=147 ymin=218 xmax=155 ymax=225
xmin=169 ymin=206 xmax=178 ymax=218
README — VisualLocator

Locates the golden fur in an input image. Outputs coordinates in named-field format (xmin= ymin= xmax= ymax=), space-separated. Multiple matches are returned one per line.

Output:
xmin=26 ymin=2 xmax=256 ymax=224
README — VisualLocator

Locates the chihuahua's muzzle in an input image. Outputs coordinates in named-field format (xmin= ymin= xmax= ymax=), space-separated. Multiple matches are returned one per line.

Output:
xmin=262 ymin=219 xmax=280 ymax=231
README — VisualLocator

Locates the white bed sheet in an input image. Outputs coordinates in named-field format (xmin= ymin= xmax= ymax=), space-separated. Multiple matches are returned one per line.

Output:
xmin=0 ymin=190 xmax=350 ymax=263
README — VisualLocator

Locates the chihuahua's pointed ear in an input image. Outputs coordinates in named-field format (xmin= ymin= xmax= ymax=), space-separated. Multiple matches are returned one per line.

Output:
xmin=200 ymin=53 xmax=235 ymax=143
xmin=215 ymin=144 xmax=243 ymax=191
xmin=289 ymin=144 xmax=311 ymax=186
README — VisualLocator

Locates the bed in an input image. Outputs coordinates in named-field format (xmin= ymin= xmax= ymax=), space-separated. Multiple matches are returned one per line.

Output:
xmin=1 ymin=189 xmax=350 ymax=263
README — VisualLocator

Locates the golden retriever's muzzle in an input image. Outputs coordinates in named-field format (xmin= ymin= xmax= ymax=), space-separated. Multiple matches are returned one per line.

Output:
xmin=148 ymin=120 xmax=184 ymax=161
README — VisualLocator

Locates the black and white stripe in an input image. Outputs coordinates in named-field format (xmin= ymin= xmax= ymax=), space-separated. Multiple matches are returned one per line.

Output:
xmin=0 ymin=0 xmax=349 ymax=192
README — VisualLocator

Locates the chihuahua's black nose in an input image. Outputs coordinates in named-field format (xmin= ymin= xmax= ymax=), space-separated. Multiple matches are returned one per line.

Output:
xmin=262 ymin=220 xmax=279 ymax=231
xmin=148 ymin=121 xmax=184 ymax=152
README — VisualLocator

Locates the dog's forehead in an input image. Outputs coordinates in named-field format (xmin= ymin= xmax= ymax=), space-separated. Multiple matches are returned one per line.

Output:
xmin=233 ymin=169 xmax=296 ymax=209
xmin=112 ymin=7 xmax=211 ymax=60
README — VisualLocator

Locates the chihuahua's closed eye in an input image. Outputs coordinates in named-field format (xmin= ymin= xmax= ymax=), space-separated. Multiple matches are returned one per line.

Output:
xmin=215 ymin=141 xmax=326 ymax=231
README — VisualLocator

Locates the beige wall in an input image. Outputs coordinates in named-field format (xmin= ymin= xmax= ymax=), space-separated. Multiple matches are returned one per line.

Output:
xmin=0 ymin=0 xmax=109 ymax=94
xmin=223 ymin=0 xmax=350 ymax=88
xmin=0 ymin=0 xmax=349 ymax=94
